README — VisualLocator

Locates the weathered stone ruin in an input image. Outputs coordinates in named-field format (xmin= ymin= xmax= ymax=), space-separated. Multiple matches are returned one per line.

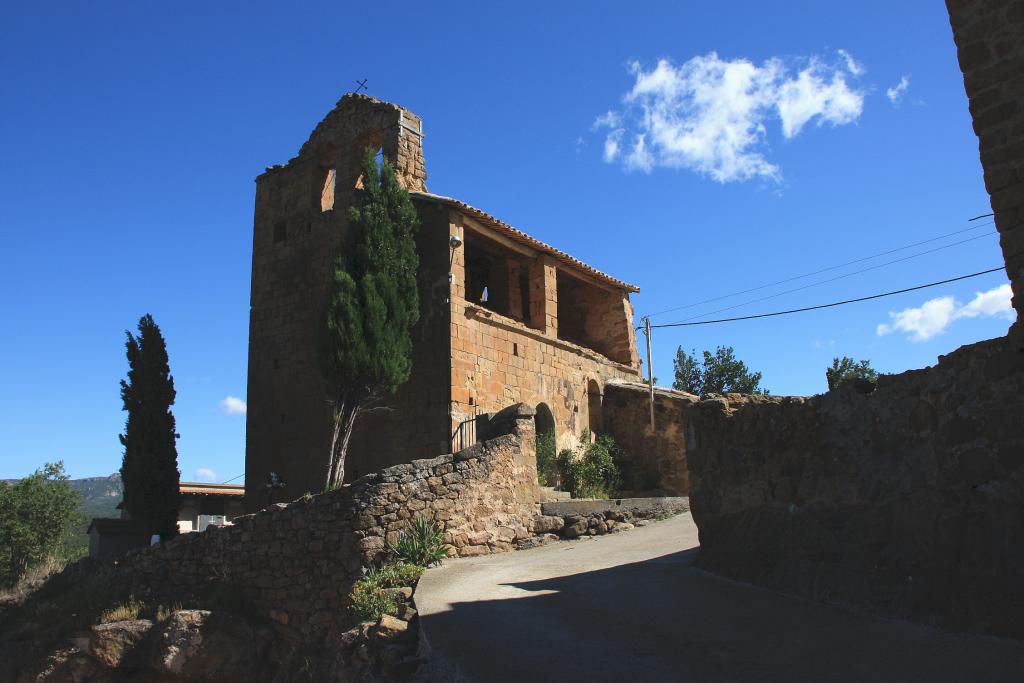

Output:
xmin=1 ymin=406 xmax=682 ymax=680
xmin=244 ymin=93 xmax=679 ymax=506
xmin=680 ymin=0 xmax=1024 ymax=641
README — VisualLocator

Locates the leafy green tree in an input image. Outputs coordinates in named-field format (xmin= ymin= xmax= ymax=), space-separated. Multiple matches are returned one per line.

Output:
xmin=119 ymin=314 xmax=180 ymax=540
xmin=672 ymin=345 xmax=768 ymax=396
xmin=321 ymin=149 xmax=420 ymax=489
xmin=0 ymin=462 xmax=80 ymax=586
xmin=826 ymin=356 xmax=879 ymax=390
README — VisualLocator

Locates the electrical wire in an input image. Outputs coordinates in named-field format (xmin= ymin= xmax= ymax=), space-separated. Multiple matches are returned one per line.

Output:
xmin=643 ymin=265 xmax=1007 ymax=329
xmin=670 ymin=231 xmax=996 ymax=324
xmin=645 ymin=219 xmax=995 ymax=318
xmin=221 ymin=474 xmax=244 ymax=484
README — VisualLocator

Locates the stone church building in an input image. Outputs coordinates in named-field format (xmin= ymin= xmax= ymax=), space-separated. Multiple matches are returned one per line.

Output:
xmin=244 ymin=94 xmax=655 ymax=507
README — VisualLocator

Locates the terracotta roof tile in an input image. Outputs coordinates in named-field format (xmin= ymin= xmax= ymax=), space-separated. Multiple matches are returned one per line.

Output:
xmin=412 ymin=192 xmax=640 ymax=293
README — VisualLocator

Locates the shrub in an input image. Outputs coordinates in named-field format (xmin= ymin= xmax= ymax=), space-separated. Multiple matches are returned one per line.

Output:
xmin=364 ymin=562 xmax=424 ymax=589
xmin=556 ymin=430 xmax=622 ymax=499
xmin=350 ymin=579 xmax=398 ymax=622
xmin=0 ymin=462 xmax=81 ymax=587
xmin=388 ymin=518 xmax=449 ymax=567
xmin=613 ymin=450 xmax=661 ymax=493
xmin=536 ymin=431 xmax=559 ymax=487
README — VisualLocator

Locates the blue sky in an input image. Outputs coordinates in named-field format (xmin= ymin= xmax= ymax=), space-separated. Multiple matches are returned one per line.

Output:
xmin=0 ymin=2 xmax=1014 ymax=480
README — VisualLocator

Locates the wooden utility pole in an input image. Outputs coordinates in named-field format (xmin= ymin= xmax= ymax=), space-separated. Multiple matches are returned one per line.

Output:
xmin=643 ymin=316 xmax=655 ymax=430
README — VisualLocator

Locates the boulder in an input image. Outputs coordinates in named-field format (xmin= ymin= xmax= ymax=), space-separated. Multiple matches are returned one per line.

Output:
xmin=532 ymin=515 xmax=565 ymax=534
xmin=89 ymin=619 xmax=153 ymax=667
xmin=373 ymin=614 xmax=409 ymax=641
xmin=149 ymin=610 xmax=272 ymax=679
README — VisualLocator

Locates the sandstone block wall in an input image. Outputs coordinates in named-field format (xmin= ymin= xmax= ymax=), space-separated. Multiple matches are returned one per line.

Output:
xmin=246 ymin=96 xmax=450 ymax=506
xmin=447 ymin=211 xmax=642 ymax=452
xmin=602 ymin=382 xmax=695 ymax=495
xmin=70 ymin=409 xmax=542 ymax=642
xmin=948 ymin=0 xmax=1024 ymax=321
xmin=686 ymin=337 xmax=1024 ymax=639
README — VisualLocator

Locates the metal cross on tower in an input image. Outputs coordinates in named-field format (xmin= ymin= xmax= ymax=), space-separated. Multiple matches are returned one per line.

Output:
xmin=354 ymin=79 xmax=368 ymax=94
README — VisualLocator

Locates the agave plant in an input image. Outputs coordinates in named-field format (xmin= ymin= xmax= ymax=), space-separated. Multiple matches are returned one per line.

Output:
xmin=388 ymin=517 xmax=449 ymax=567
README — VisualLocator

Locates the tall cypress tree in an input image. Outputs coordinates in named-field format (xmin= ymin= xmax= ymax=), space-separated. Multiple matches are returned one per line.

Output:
xmin=321 ymin=149 xmax=420 ymax=489
xmin=119 ymin=314 xmax=180 ymax=539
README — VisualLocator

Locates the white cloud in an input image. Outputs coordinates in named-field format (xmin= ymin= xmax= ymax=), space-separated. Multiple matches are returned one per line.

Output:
xmin=603 ymin=128 xmax=623 ymax=162
xmin=219 ymin=396 xmax=247 ymax=415
xmin=959 ymin=283 xmax=1015 ymax=319
xmin=596 ymin=50 xmax=865 ymax=182
xmin=195 ymin=467 xmax=218 ymax=483
xmin=886 ymin=76 xmax=910 ymax=106
xmin=877 ymin=283 xmax=1014 ymax=342
xmin=838 ymin=49 xmax=864 ymax=76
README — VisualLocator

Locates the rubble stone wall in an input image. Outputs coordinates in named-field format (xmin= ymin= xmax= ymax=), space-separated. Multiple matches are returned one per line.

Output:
xmin=686 ymin=337 xmax=1024 ymax=639
xmin=67 ymin=406 xmax=542 ymax=642
xmin=948 ymin=0 xmax=1024 ymax=321
xmin=602 ymin=382 xmax=696 ymax=495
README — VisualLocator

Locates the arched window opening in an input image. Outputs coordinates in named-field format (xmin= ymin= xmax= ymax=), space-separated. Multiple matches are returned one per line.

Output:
xmin=354 ymin=145 xmax=385 ymax=189
xmin=534 ymin=402 xmax=557 ymax=486
xmin=587 ymin=380 xmax=602 ymax=437
xmin=320 ymin=167 xmax=336 ymax=212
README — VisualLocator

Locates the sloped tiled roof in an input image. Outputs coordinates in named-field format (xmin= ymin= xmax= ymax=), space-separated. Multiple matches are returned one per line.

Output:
xmin=412 ymin=192 xmax=640 ymax=293
xmin=179 ymin=482 xmax=245 ymax=497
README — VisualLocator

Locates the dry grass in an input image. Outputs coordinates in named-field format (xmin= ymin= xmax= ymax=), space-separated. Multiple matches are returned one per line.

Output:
xmin=0 ymin=556 xmax=68 ymax=606
xmin=97 ymin=598 xmax=183 ymax=624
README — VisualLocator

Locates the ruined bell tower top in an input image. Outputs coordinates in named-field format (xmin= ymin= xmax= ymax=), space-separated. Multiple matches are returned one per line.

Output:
xmin=291 ymin=93 xmax=427 ymax=193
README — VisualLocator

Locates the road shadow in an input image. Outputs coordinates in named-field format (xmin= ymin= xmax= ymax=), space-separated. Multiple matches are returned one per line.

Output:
xmin=418 ymin=547 xmax=1024 ymax=683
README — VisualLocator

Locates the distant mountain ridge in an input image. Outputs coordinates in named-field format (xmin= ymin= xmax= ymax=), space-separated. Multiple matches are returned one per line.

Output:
xmin=68 ymin=474 xmax=123 ymax=519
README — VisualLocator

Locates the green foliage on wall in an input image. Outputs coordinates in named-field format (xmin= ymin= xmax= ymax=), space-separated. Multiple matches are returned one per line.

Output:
xmin=826 ymin=356 xmax=879 ymax=390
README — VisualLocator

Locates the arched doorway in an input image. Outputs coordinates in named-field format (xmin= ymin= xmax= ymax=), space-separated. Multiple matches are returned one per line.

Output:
xmin=587 ymin=380 xmax=602 ymax=437
xmin=535 ymin=402 xmax=556 ymax=486
xmin=535 ymin=402 xmax=555 ymax=434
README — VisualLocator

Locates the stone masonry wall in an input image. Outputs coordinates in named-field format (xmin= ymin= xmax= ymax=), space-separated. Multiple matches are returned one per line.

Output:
xmin=686 ymin=337 xmax=1024 ymax=639
xmin=602 ymin=382 xmax=695 ymax=495
xmin=948 ymin=0 xmax=1024 ymax=322
xmin=69 ymin=406 xmax=543 ymax=643
xmin=246 ymin=95 xmax=450 ymax=506
xmin=447 ymin=210 xmax=643 ymax=452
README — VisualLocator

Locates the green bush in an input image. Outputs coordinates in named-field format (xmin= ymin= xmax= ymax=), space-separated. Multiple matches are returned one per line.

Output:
xmin=364 ymin=562 xmax=424 ymax=589
xmin=350 ymin=578 xmax=398 ymax=622
xmin=555 ymin=430 xmax=622 ymax=499
xmin=388 ymin=518 xmax=449 ymax=567
xmin=613 ymin=450 xmax=661 ymax=492
xmin=0 ymin=462 xmax=81 ymax=587
xmin=536 ymin=431 xmax=558 ymax=487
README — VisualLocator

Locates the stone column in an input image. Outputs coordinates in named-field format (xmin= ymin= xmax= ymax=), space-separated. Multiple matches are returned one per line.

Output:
xmin=528 ymin=255 xmax=558 ymax=336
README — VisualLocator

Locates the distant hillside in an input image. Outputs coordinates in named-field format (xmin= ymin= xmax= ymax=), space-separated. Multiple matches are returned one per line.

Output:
xmin=68 ymin=474 xmax=123 ymax=520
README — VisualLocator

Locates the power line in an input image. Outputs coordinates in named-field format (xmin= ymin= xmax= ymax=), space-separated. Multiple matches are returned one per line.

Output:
xmin=645 ymin=219 xmax=995 ymax=318
xmin=645 ymin=265 xmax=1007 ymax=329
xmin=671 ymin=231 xmax=996 ymax=324
xmin=221 ymin=474 xmax=244 ymax=484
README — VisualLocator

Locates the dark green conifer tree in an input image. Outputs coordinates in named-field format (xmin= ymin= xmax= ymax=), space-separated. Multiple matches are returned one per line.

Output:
xmin=321 ymin=149 xmax=420 ymax=489
xmin=119 ymin=314 xmax=180 ymax=539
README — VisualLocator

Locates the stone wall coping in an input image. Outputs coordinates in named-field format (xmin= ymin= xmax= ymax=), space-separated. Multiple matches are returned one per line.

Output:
xmin=604 ymin=380 xmax=699 ymax=402
xmin=463 ymin=302 xmax=641 ymax=375
xmin=541 ymin=497 xmax=689 ymax=518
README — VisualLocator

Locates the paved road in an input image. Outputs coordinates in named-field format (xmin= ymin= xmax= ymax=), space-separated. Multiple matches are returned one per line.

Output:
xmin=415 ymin=513 xmax=1024 ymax=682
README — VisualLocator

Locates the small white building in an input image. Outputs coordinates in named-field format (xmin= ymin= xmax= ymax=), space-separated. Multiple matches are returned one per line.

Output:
xmin=176 ymin=481 xmax=246 ymax=533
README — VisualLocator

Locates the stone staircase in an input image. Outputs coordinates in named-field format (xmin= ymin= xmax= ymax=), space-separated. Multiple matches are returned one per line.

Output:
xmin=539 ymin=486 xmax=572 ymax=502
